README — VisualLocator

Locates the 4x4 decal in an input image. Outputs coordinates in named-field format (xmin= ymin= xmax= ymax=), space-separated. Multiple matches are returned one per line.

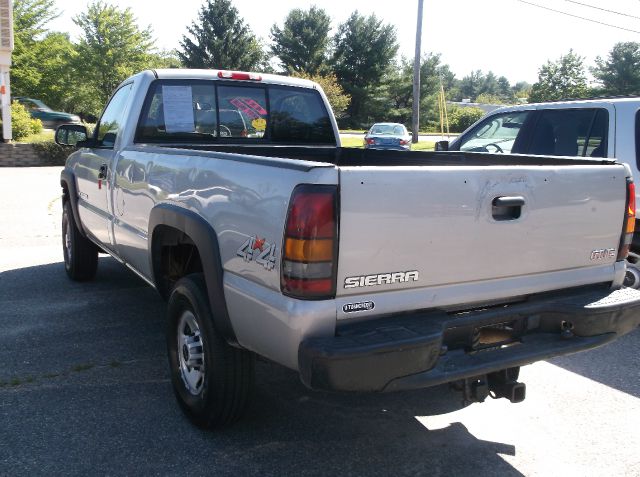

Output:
xmin=237 ymin=235 xmax=277 ymax=271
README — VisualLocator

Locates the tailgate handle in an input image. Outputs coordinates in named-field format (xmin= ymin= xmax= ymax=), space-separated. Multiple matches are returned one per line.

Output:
xmin=492 ymin=196 xmax=524 ymax=221
xmin=493 ymin=196 xmax=525 ymax=207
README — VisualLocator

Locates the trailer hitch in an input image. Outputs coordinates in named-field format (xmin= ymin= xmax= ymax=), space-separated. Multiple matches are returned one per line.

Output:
xmin=453 ymin=368 xmax=526 ymax=404
xmin=488 ymin=368 xmax=526 ymax=403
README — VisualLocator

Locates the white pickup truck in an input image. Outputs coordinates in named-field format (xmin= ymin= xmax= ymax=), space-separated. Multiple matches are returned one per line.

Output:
xmin=56 ymin=69 xmax=640 ymax=429
xmin=439 ymin=98 xmax=640 ymax=287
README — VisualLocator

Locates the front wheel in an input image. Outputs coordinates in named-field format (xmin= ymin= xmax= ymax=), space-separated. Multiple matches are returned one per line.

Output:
xmin=167 ymin=274 xmax=254 ymax=428
xmin=62 ymin=199 xmax=98 ymax=281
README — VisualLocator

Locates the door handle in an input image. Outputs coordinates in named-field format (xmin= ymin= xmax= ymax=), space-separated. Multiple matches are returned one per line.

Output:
xmin=98 ymin=164 xmax=107 ymax=180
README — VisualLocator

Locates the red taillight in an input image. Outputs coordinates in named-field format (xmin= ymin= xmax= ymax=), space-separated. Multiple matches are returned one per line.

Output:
xmin=399 ymin=139 xmax=408 ymax=145
xmin=282 ymin=185 xmax=338 ymax=299
xmin=365 ymin=138 xmax=375 ymax=145
xmin=618 ymin=179 xmax=636 ymax=260
xmin=217 ymin=71 xmax=262 ymax=81
xmin=628 ymin=182 xmax=636 ymax=226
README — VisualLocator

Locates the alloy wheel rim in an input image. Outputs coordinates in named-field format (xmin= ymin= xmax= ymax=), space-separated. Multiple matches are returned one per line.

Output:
xmin=177 ymin=310 xmax=205 ymax=395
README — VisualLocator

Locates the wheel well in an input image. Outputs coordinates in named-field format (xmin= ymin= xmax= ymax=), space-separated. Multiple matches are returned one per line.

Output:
xmin=152 ymin=225 xmax=203 ymax=300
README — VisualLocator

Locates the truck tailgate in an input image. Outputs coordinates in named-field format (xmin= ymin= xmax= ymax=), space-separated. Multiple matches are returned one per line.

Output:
xmin=337 ymin=164 xmax=627 ymax=298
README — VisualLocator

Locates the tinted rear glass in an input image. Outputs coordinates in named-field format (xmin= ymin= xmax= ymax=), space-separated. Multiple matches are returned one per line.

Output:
xmin=269 ymin=87 xmax=334 ymax=144
xmin=528 ymin=108 xmax=608 ymax=157
xmin=136 ymin=80 xmax=335 ymax=145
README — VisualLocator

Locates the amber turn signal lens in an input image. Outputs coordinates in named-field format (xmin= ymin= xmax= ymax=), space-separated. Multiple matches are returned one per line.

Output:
xmin=285 ymin=238 xmax=334 ymax=262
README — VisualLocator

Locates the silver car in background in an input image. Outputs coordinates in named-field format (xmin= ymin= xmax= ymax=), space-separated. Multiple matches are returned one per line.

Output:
xmin=364 ymin=122 xmax=411 ymax=150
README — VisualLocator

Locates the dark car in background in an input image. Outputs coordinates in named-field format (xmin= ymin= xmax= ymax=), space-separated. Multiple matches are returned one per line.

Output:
xmin=364 ymin=122 xmax=411 ymax=150
xmin=14 ymin=97 xmax=81 ymax=129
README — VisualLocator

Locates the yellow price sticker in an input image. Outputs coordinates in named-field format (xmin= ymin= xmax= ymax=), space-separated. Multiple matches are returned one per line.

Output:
xmin=252 ymin=118 xmax=267 ymax=131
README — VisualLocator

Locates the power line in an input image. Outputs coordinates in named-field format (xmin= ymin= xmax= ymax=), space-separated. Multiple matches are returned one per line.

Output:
xmin=517 ymin=0 xmax=640 ymax=34
xmin=563 ymin=0 xmax=640 ymax=20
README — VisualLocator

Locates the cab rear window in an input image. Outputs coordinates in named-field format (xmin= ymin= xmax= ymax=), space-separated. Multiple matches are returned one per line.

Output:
xmin=135 ymin=80 xmax=335 ymax=145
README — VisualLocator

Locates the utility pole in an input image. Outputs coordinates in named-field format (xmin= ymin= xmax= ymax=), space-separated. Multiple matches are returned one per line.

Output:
xmin=411 ymin=0 xmax=424 ymax=144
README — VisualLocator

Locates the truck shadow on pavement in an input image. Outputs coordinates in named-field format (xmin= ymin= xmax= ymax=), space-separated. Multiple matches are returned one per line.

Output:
xmin=0 ymin=257 xmax=525 ymax=475
xmin=549 ymin=327 xmax=640 ymax=399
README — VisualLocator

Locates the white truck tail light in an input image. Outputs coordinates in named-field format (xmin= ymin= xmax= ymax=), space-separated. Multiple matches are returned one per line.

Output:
xmin=618 ymin=179 xmax=636 ymax=260
xmin=281 ymin=185 xmax=338 ymax=299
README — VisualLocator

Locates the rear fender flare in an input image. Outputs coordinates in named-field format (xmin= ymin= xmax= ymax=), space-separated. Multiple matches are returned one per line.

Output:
xmin=149 ymin=203 xmax=238 ymax=345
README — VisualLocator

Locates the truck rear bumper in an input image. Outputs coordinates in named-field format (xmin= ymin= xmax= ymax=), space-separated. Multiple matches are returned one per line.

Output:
xmin=298 ymin=285 xmax=640 ymax=392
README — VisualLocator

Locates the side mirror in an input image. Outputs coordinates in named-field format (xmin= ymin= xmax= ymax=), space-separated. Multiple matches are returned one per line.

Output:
xmin=55 ymin=124 xmax=88 ymax=147
xmin=435 ymin=140 xmax=449 ymax=152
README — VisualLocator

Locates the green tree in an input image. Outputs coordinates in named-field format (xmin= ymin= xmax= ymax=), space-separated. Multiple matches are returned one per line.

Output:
xmin=457 ymin=71 xmax=514 ymax=102
xmin=512 ymin=81 xmax=531 ymax=102
xmin=496 ymin=76 xmax=512 ymax=101
xmin=72 ymin=1 xmax=155 ymax=116
xmin=30 ymin=33 xmax=78 ymax=111
xmin=151 ymin=49 xmax=183 ymax=69
xmin=179 ymin=0 xmax=265 ymax=70
xmin=373 ymin=53 xmax=456 ymax=130
xmin=10 ymin=0 xmax=64 ymax=104
xmin=13 ymin=0 xmax=58 ymax=37
xmin=459 ymin=70 xmax=484 ymax=100
xmin=475 ymin=93 xmax=503 ymax=104
xmin=332 ymin=11 xmax=398 ymax=127
xmin=270 ymin=6 xmax=331 ymax=75
xmin=448 ymin=106 xmax=485 ymax=133
xmin=481 ymin=71 xmax=500 ymax=97
xmin=529 ymin=50 xmax=589 ymax=103
xmin=592 ymin=42 xmax=640 ymax=96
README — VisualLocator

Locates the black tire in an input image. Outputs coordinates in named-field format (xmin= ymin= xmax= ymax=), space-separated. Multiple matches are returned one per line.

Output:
xmin=167 ymin=274 xmax=254 ymax=429
xmin=62 ymin=199 xmax=98 ymax=281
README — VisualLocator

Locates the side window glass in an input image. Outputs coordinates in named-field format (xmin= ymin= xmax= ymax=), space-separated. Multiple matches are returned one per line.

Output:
xmin=217 ymin=85 xmax=267 ymax=138
xmin=584 ymin=109 xmax=608 ymax=158
xmin=458 ymin=111 xmax=529 ymax=154
xmin=270 ymin=88 xmax=334 ymax=144
xmin=96 ymin=83 xmax=133 ymax=148
xmin=528 ymin=109 xmax=599 ymax=157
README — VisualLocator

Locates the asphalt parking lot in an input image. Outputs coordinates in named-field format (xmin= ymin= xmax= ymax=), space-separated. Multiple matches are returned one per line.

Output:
xmin=1 ymin=167 xmax=639 ymax=476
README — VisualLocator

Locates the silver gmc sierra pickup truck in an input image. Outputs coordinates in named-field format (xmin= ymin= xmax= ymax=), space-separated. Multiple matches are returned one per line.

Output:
xmin=55 ymin=69 xmax=640 ymax=429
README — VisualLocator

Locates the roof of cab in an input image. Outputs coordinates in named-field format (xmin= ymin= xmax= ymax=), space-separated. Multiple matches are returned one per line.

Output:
xmin=151 ymin=69 xmax=317 ymax=89
xmin=489 ymin=96 xmax=640 ymax=115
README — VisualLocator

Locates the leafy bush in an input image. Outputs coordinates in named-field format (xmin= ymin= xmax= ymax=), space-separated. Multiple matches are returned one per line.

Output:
xmin=448 ymin=107 xmax=485 ymax=133
xmin=32 ymin=141 xmax=77 ymax=166
xmin=30 ymin=118 xmax=43 ymax=135
xmin=10 ymin=100 xmax=41 ymax=140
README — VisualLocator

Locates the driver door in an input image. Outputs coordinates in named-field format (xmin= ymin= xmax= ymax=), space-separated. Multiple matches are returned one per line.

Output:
xmin=75 ymin=83 xmax=133 ymax=248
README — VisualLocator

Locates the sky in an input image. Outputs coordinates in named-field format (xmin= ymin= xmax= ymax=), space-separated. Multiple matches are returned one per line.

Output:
xmin=47 ymin=0 xmax=640 ymax=85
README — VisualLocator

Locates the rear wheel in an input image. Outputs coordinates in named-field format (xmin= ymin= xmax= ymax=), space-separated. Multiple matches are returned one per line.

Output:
xmin=167 ymin=274 xmax=254 ymax=428
xmin=62 ymin=200 xmax=98 ymax=281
